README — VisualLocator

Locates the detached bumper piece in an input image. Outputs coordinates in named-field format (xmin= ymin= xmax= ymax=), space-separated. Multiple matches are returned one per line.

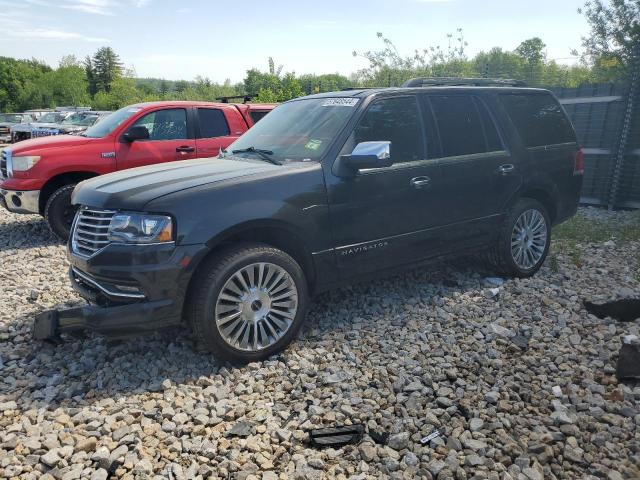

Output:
xmin=33 ymin=299 xmax=178 ymax=340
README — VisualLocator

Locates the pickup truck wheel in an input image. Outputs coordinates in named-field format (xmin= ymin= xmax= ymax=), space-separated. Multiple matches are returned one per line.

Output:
xmin=490 ymin=198 xmax=551 ymax=278
xmin=188 ymin=244 xmax=309 ymax=363
xmin=44 ymin=184 xmax=78 ymax=241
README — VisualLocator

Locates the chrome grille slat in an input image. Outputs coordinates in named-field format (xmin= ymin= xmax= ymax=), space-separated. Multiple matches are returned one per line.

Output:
xmin=71 ymin=207 xmax=115 ymax=257
xmin=0 ymin=149 xmax=8 ymax=180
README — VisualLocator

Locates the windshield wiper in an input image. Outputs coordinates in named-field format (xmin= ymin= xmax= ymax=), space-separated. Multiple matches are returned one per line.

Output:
xmin=231 ymin=147 xmax=281 ymax=165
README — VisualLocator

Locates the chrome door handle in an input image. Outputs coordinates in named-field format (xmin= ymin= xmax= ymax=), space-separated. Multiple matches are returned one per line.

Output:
xmin=497 ymin=164 xmax=515 ymax=175
xmin=410 ymin=176 xmax=431 ymax=188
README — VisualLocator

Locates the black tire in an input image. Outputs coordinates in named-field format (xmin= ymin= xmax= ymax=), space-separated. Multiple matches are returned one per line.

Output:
xmin=44 ymin=184 xmax=78 ymax=240
xmin=187 ymin=243 xmax=309 ymax=363
xmin=489 ymin=198 xmax=551 ymax=278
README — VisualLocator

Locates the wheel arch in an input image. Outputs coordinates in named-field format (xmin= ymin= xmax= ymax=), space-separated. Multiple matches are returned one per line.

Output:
xmin=39 ymin=171 xmax=100 ymax=214
xmin=508 ymin=183 xmax=559 ymax=224
xmin=183 ymin=220 xmax=317 ymax=319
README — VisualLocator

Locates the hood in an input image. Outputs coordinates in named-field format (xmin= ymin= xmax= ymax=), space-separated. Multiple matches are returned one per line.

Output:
xmin=9 ymin=134 xmax=95 ymax=153
xmin=73 ymin=157 xmax=281 ymax=211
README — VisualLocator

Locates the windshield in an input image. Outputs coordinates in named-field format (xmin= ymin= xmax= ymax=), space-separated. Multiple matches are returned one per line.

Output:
xmin=39 ymin=112 xmax=64 ymax=123
xmin=83 ymin=106 xmax=142 ymax=138
xmin=0 ymin=114 xmax=23 ymax=123
xmin=227 ymin=97 xmax=359 ymax=162
xmin=61 ymin=113 xmax=88 ymax=125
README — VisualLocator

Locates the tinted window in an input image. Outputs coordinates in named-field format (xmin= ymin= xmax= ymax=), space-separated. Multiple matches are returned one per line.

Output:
xmin=500 ymin=93 xmax=575 ymax=147
xmin=250 ymin=111 xmax=270 ymax=123
xmin=429 ymin=95 xmax=487 ymax=157
xmin=197 ymin=108 xmax=230 ymax=138
xmin=351 ymin=96 xmax=424 ymax=164
xmin=474 ymin=98 xmax=503 ymax=151
xmin=133 ymin=108 xmax=187 ymax=140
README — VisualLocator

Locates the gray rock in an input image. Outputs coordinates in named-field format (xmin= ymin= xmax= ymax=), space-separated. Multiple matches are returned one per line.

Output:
xmin=387 ymin=432 xmax=410 ymax=450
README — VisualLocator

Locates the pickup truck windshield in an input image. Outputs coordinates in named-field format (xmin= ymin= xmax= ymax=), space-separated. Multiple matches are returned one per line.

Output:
xmin=0 ymin=114 xmax=23 ymax=123
xmin=83 ymin=106 xmax=142 ymax=138
xmin=39 ymin=113 xmax=64 ymax=123
xmin=227 ymin=97 xmax=359 ymax=162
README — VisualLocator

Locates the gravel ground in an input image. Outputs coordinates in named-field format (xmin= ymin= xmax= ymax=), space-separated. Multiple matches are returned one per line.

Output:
xmin=0 ymin=207 xmax=639 ymax=480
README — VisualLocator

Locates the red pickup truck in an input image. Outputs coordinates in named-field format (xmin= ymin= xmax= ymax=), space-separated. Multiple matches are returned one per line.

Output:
xmin=0 ymin=100 xmax=275 ymax=238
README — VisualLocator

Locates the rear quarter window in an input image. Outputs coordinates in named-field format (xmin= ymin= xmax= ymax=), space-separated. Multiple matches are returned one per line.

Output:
xmin=249 ymin=110 xmax=270 ymax=124
xmin=499 ymin=93 xmax=575 ymax=148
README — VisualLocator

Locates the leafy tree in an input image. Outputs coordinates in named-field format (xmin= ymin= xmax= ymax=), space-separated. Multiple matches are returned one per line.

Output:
xmin=579 ymin=0 xmax=640 ymax=79
xmin=159 ymin=79 xmax=169 ymax=96
xmin=90 ymin=47 xmax=123 ymax=93
xmin=515 ymin=37 xmax=547 ymax=84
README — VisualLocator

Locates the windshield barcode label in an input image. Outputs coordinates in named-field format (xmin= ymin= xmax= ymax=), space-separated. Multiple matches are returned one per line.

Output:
xmin=322 ymin=98 xmax=359 ymax=107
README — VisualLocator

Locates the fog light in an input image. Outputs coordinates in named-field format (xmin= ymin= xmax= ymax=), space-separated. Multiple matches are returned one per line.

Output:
xmin=115 ymin=285 xmax=141 ymax=293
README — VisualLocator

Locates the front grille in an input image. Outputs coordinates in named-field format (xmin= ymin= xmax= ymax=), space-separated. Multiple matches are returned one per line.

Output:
xmin=71 ymin=207 xmax=115 ymax=257
xmin=0 ymin=127 xmax=9 ymax=134
xmin=0 ymin=149 xmax=9 ymax=179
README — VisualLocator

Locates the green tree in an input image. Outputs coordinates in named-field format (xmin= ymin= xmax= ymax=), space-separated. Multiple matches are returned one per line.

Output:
xmin=91 ymin=47 xmax=123 ymax=93
xmin=516 ymin=37 xmax=547 ymax=84
xmin=579 ymin=0 xmax=640 ymax=80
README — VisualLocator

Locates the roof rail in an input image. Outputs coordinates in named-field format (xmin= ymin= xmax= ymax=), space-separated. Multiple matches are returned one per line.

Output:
xmin=216 ymin=94 xmax=256 ymax=104
xmin=402 ymin=77 xmax=526 ymax=88
xmin=340 ymin=87 xmax=383 ymax=91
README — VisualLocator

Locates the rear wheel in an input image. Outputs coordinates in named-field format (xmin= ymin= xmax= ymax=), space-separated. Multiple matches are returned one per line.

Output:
xmin=490 ymin=198 xmax=551 ymax=277
xmin=44 ymin=184 xmax=78 ymax=240
xmin=188 ymin=244 xmax=309 ymax=363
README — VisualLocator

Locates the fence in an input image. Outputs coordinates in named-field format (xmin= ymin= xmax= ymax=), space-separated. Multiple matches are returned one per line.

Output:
xmin=550 ymin=55 xmax=640 ymax=209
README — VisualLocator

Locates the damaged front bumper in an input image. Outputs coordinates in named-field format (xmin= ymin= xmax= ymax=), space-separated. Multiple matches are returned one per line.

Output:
xmin=33 ymin=242 xmax=209 ymax=341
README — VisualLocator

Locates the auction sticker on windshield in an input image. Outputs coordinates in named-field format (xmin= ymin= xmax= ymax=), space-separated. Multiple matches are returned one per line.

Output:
xmin=305 ymin=139 xmax=322 ymax=150
xmin=322 ymin=98 xmax=359 ymax=107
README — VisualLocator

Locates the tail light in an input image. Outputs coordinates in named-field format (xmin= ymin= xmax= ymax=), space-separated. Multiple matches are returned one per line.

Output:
xmin=573 ymin=149 xmax=584 ymax=176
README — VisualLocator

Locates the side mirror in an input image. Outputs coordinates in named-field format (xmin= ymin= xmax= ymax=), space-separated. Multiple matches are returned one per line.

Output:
xmin=122 ymin=125 xmax=149 ymax=142
xmin=340 ymin=141 xmax=392 ymax=172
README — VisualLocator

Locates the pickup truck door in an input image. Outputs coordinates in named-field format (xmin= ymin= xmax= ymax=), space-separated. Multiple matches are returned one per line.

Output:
xmin=326 ymin=95 xmax=445 ymax=277
xmin=195 ymin=106 xmax=245 ymax=158
xmin=116 ymin=107 xmax=197 ymax=170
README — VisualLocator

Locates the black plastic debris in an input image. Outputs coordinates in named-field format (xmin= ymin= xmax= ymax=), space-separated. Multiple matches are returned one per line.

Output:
xmin=617 ymin=336 xmax=640 ymax=381
xmin=308 ymin=424 xmax=365 ymax=448
xmin=369 ymin=430 xmax=390 ymax=445
xmin=584 ymin=298 xmax=640 ymax=322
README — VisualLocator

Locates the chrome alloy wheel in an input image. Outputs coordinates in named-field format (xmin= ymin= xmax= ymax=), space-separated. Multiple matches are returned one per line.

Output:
xmin=215 ymin=262 xmax=298 ymax=351
xmin=510 ymin=209 xmax=548 ymax=270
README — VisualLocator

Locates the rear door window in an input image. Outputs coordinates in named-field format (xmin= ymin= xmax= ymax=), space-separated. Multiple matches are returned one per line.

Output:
xmin=428 ymin=95 xmax=491 ymax=157
xmin=197 ymin=108 xmax=230 ymax=138
xmin=499 ymin=93 xmax=575 ymax=147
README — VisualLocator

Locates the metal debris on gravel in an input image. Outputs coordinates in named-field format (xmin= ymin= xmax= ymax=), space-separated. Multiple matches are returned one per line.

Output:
xmin=0 ymin=207 xmax=639 ymax=479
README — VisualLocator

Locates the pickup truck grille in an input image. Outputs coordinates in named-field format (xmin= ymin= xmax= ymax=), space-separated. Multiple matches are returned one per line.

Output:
xmin=0 ymin=149 xmax=9 ymax=180
xmin=71 ymin=208 xmax=115 ymax=257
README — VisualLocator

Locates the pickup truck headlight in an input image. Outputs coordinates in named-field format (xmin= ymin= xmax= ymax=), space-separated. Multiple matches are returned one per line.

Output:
xmin=11 ymin=155 xmax=41 ymax=172
xmin=108 ymin=213 xmax=173 ymax=244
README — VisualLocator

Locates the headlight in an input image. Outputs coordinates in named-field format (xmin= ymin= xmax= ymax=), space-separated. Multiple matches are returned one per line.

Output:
xmin=108 ymin=213 xmax=173 ymax=244
xmin=12 ymin=155 xmax=41 ymax=171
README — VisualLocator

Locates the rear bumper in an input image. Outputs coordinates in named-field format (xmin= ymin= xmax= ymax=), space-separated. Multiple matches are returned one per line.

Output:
xmin=0 ymin=188 xmax=40 ymax=214
xmin=33 ymin=242 xmax=209 ymax=340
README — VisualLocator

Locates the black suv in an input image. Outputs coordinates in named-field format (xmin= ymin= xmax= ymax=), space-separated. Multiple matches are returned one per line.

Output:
xmin=34 ymin=80 xmax=583 ymax=362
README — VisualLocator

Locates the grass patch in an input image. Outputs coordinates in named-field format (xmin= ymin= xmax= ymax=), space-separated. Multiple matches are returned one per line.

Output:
xmin=554 ymin=210 xmax=640 ymax=243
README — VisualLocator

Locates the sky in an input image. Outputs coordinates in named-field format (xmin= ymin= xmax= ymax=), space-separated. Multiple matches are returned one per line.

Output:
xmin=0 ymin=0 xmax=591 ymax=83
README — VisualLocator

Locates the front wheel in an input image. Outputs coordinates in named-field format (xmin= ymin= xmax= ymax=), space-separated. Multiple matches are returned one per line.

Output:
xmin=44 ymin=184 xmax=78 ymax=240
xmin=187 ymin=244 xmax=309 ymax=363
xmin=490 ymin=198 xmax=551 ymax=277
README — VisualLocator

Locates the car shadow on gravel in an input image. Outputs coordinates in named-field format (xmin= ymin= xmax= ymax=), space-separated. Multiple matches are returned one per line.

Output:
xmin=3 ymin=256 xmax=497 ymax=411
xmin=0 ymin=217 xmax=61 ymax=252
